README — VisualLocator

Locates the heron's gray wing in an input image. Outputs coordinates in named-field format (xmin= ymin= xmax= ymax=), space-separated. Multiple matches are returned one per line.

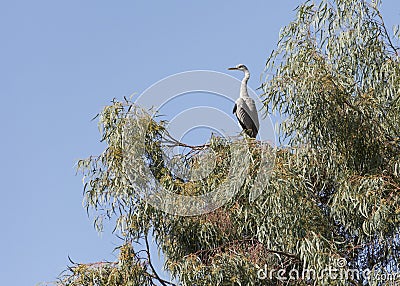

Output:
xmin=234 ymin=98 xmax=259 ymax=138
xmin=244 ymin=98 xmax=260 ymax=130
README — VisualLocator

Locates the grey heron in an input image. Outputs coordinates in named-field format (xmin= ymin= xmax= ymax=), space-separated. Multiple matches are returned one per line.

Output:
xmin=228 ymin=64 xmax=259 ymax=138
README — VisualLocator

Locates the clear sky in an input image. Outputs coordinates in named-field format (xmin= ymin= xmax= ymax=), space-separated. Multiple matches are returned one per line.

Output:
xmin=1 ymin=1 xmax=399 ymax=285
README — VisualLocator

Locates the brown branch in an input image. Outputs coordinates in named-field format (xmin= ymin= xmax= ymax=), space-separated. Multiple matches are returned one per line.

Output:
xmin=144 ymin=234 xmax=176 ymax=286
xmin=162 ymin=131 xmax=210 ymax=151
xmin=193 ymin=237 xmax=299 ymax=262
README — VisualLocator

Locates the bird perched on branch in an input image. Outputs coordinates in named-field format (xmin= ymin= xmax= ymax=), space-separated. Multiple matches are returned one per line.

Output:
xmin=228 ymin=64 xmax=259 ymax=138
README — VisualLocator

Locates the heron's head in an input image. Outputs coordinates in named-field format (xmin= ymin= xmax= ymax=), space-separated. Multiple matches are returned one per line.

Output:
xmin=228 ymin=64 xmax=248 ymax=72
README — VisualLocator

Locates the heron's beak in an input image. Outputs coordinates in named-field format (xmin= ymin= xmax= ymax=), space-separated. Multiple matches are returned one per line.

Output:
xmin=228 ymin=67 xmax=238 ymax=70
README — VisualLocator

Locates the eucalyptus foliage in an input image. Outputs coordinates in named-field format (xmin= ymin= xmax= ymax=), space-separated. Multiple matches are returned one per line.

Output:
xmin=52 ymin=1 xmax=399 ymax=285
xmin=262 ymin=0 xmax=400 ymax=284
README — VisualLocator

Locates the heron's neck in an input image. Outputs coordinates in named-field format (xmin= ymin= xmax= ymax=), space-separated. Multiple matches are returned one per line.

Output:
xmin=240 ymin=70 xmax=250 ymax=98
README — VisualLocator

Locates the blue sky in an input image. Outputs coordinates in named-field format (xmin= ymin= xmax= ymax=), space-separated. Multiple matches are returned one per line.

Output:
xmin=1 ymin=1 xmax=399 ymax=285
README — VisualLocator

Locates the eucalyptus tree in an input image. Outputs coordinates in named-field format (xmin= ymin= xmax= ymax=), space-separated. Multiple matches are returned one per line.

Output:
xmin=52 ymin=0 xmax=399 ymax=285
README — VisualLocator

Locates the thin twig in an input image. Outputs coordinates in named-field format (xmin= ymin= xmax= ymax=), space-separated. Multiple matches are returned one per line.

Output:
xmin=370 ymin=4 xmax=399 ymax=56
xmin=144 ymin=234 xmax=177 ymax=286
xmin=162 ymin=131 xmax=210 ymax=150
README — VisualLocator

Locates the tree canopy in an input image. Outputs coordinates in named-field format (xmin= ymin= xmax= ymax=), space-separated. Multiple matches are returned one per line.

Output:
xmin=50 ymin=0 xmax=399 ymax=285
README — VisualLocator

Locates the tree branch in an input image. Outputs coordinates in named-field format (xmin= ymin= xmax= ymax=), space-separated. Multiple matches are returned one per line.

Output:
xmin=193 ymin=237 xmax=300 ymax=262
xmin=144 ymin=234 xmax=176 ymax=286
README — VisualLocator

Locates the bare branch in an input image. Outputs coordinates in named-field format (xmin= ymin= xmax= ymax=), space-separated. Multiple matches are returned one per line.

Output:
xmin=144 ymin=235 xmax=177 ymax=286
